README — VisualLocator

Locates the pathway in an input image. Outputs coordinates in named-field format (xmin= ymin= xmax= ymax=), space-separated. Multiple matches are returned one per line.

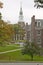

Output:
xmin=0 ymin=63 xmax=42 ymax=65
xmin=0 ymin=48 xmax=21 ymax=54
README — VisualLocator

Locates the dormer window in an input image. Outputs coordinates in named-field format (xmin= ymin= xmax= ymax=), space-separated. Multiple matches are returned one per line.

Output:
xmin=38 ymin=21 xmax=41 ymax=27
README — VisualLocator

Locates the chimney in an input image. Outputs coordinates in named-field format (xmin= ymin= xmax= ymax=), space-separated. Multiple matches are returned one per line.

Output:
xmin=31 ymin=15 xmax=35 ymax=23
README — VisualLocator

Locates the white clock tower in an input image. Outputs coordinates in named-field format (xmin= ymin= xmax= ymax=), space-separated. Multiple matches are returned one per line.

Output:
xmin=18 ymin=2 xmax=25 ymax=29
xmin=19 ymin=2 xmax=24 ymax=22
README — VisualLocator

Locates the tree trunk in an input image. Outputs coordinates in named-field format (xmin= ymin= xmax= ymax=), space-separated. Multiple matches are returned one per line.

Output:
xmin=31 ymin=55 xmax=33 ymax=61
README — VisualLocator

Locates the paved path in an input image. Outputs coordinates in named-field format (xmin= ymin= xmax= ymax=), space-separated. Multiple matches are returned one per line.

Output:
xmin=0 ymin=63 xmax=43 ymax=65
xmin=0 ymin=49 xmax=21 ymax=54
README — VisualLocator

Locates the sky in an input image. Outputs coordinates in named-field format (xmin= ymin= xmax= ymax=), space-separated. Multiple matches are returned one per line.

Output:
xmin=0 ymin=0 xmax=43 ymax=24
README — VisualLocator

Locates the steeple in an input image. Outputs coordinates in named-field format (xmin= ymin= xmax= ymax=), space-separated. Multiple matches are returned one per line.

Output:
xmin=19 ymin=2 xmax=24 ymax=22
xmin=18 ymin=2 xmax=25 ymax=29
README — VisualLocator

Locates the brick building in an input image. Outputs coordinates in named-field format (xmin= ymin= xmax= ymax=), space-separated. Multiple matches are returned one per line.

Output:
xmin=14 ymin=3 xmax=43 ymax=47
xmin=31 ymin=15 xmax=43 ymax=47
xmin=25 ymin=23 xmax=31 ymax=42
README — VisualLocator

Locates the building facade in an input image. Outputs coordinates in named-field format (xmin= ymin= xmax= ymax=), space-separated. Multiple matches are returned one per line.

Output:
xmin=31 ymin=15 xmax=43 ymax=47
xmin=14 ymin=4 xmax=26 ymax=41
xmin=25 ymin=23 xmax=31 ymax=42
xmin=14 ymin=3 xmax=43 ymax=47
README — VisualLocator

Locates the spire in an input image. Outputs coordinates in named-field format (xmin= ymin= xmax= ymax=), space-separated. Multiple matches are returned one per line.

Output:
xmin=20 ymin=2 xmax=23 ymax=15
xmin=19 ymin=2 xmax=24 ymax=22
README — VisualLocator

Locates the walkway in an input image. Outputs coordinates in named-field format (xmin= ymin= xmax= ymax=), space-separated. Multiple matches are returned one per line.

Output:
xmin=0 ymin=49 xmax=21 ymax=54
xmin=0 ymin=63 xmax=42 ymax=65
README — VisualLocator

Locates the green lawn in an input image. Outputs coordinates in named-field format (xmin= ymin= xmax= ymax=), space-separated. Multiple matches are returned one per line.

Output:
xmin=0 ymin=50 xmax=43 ymax=62
xmin=0 ymin=44 xmax=43 ymax=62
xmin=0 ymin=44 xmax=20 ymax=52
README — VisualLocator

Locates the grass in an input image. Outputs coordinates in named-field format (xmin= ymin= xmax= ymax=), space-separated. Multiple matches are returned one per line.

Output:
xmin=0 ymin=43 xmax=43 ymax=62
xmin=0 ymin=50 xmax=31 ymax=62
xmin=0 ymin=50 xmax=43 ymax=62
xmin=0 ymin=44 xmax=20 ymax=52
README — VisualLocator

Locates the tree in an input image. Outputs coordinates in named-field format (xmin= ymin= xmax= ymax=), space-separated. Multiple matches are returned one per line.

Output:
xmin=0 ymin=1 xmax=3 ymax=8
xmin=14 ymin=24 xmax=25 ymax=41
xmin=0 ymin=19 xmax=14 ymax=46
xmin=34 ymin=0 xmax=43 ymax=8
xmin=22 ymin=41 xmax=41 ymax=61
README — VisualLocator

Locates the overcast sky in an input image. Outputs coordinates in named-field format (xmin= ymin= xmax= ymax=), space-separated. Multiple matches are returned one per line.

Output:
xmin=0 ymin=0 xmax=43 ymax=24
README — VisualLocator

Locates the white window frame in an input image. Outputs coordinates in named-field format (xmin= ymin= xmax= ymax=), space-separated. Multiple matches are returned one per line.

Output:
xmin=37 ymin=21 xmax=41 ymax=27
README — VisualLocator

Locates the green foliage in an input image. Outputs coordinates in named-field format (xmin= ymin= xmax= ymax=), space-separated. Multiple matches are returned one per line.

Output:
xmin=14 ymin=24 xmax=25 ymax=41
xmin=14 ymin=24 xmax=25 ymax=34
xmin=38 ymin=0 xmax=43 ymax=4
xmin=34 ymin=0 xmax=43 ymax=3
xmin=34 ymin=0 xmax=43 ymax=8
xmin=22 ymin=41 xmax=41 ymax=60
xmin=0 ymin=20 xmax=14 ymax=46
xmin=0 ymin=50 xmax=43 ymax=62
xmin=0 ymin=13 xmax=2 ymax=20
